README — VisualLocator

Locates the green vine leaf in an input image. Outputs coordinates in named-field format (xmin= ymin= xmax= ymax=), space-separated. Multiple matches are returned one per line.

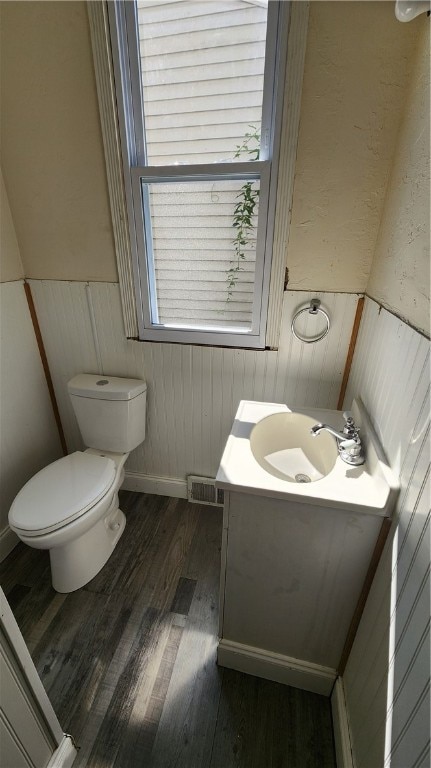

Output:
xmin=227 ymin=126 xmax=260 ymax=301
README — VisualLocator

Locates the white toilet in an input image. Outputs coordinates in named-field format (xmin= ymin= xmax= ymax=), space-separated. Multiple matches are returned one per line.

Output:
xmin=9 ymin=374 xmax=147 ymax=593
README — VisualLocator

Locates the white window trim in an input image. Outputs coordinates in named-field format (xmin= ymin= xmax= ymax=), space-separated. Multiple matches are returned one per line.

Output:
xmin=87 ymin=0 xmax=309 ymax=348
xmin=131 ymin=163 xmax=271 ymax=347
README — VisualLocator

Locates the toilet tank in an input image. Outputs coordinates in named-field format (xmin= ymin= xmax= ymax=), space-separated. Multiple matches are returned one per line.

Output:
xmin=67 ymin=374 xmax=147 ymax=453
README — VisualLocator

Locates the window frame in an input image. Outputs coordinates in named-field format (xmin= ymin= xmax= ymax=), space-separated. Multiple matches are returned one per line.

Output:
xmin=88 ymin=0 xmax=309 ymax=346
xmin=108 ymin=0 xmax=289 ymax=348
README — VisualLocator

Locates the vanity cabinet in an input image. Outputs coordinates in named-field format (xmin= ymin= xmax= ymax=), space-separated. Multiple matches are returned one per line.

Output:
xmin=218 ymin=490 xmax=384 ymax=695
xmin=216 ymin=399 xmax=397 ymax=695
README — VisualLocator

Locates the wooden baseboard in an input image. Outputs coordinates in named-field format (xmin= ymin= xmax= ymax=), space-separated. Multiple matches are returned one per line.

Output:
xmin=46 ymin=735 xmax=77 ymax=768
xmin=217 ymin=639 xmax=336 ymax=696
xmin=331 ymin=678 xmax=354 ymax=768
xmin=0 ymin=526 xmax=19 ymax=563
xmin=122 ymin=471 xmax=187 ymax=499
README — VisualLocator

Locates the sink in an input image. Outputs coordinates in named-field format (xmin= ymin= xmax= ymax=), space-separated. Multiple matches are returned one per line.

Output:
xmin=216 ymin=399 xmax=399 ymax=514
xmin=250 ymin=412 xmax=338 ymax=482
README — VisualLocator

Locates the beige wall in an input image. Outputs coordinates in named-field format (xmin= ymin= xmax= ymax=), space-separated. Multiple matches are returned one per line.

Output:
xmin=287 ymin=1 xmax=419 ymax=292
xmin=0 ymin=1 xmax=117 ymax=282
xmin=0 ymin=169 xmax=24 ymax=282
xmin=367 ymin=20 xmax=430 ymax=335
xmin=0 ymin=1 xmax=425 ymax=310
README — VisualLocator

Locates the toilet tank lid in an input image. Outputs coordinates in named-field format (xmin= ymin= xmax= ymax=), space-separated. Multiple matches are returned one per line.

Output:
xmin=68 ymin=374 xmax=147 ymax=401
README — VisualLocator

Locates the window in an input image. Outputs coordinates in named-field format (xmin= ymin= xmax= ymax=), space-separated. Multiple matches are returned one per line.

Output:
xmin=108 ymin=0 xmax=288 ymax=347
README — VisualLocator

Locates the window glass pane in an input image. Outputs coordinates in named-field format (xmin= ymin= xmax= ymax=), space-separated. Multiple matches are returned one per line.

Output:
xmin=142 ymin=177 xmax=260 ymax=330
xmin=136 ymin=0 xmax=268 ymax=165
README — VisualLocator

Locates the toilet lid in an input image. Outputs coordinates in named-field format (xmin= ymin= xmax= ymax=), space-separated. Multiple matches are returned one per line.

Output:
xmin=9 ymin=451 xmax=116 ymax=534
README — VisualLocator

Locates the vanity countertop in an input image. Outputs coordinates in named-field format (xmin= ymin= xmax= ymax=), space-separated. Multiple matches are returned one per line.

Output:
xmin=215 ymin=399 xmax=399 ymax=516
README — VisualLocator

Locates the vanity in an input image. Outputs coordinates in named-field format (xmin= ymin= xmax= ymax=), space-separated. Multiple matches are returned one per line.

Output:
xmin=215 ymin=399 xmax=398 ymax=695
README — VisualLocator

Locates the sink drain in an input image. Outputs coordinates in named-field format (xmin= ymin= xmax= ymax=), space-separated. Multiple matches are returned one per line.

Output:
xmin=295 ymin=473 xmax=311 ymax=483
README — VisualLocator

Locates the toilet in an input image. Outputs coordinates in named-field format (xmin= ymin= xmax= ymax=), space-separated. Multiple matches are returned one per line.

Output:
xmin=8 ymin=374 xmax=147 ymax=593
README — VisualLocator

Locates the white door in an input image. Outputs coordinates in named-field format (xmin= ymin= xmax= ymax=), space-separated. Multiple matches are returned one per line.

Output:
xmin=0 ymin=588 xmax=77 ymax=768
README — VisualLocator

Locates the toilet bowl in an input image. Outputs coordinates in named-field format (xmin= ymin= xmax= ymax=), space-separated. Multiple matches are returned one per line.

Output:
xmin=9 ymin=374 xmax=147 ymax=593
xmin=9 ymin=449 xmax=128 ymax=592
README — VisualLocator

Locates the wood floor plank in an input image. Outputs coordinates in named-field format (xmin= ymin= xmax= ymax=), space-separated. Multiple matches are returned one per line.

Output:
xmin=113 ymin=621 xmax=185 ymax=768
xmin=88 ymin=494 xmax=200 ymax=616
xmin=71 ymin=494 xmax=198 ymax=768
xmin=1 ymin=543 xmax=51 ymax=594
xmin=8 ymin=578 xmax=59 ymax=643
xmin=71 ymin=605 xmax=172 ymax=768
xmin=85 ymin=606 xmax=170 ymax=768
xmin=26 ymin=593 xmax=68 ymax=655
xmin=65 ymin=592 xmax=134 ymax=739
xmin=149 ymin=505 xmax=224 ymax=768
xmin=147 ymin=498 xmax=201 ymax=612
xmin=210 ymin=671 xmax=335 ymax=768
xmin=85 ymin=491 xmax=171 ymax=596
xmin=30 ymin=589 xmax=110 ymax=724
xmin=209 ymin=669 xmax=264 ymax=768
xmin=170 ymin=576 xmax=197 ymax=615
xmin=4 ymin=583 xmax=31 ymax=612
xmin=2 ymin=492 xmax=336 ymax=768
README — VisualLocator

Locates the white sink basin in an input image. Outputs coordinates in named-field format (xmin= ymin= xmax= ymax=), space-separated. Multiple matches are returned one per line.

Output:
xmin=216 ymin=399 xmax=399 ymax=515
xmin=250 ymin=412 xmax=337 ymax=482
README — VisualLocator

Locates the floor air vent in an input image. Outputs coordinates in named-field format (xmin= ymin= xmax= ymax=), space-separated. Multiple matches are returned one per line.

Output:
xmin=187 ymin=476 xmax=224 ymax=506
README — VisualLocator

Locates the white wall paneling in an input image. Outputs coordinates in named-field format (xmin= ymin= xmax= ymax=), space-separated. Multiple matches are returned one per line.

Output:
xmin=342 ymin=297 xmax=430 ymax=768
xmin=1 ymin=589 xmax=77 ymax=768
xmin=331 ymin=679 xmax=354 ymax=768
xmin=29 ymin=280 xmax=359 ymax=485
xmin=0 ymin=281 xmax=62 ymax=560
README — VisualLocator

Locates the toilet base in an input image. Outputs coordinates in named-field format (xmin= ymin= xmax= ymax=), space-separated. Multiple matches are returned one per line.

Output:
xmin=49 ymin=505 xmax=126 ymax=593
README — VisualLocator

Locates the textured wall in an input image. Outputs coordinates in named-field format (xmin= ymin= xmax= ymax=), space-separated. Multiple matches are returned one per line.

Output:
xmin=367 ymin=21 xmax=430 ymax=335
xmin=343 ymin=38 xmax=431 ymax=738
xmin=287 ymin=1 xmax=419 ymax=292
xmin=0 ymin=169 xmax=23 ymax=283
xmin=343 ymin=298 xmax=430 ymax=767
xmin=0 ymin=1 xmax=117 ymax=283
xmin=0 ymin=1 xmax=419 ymax=293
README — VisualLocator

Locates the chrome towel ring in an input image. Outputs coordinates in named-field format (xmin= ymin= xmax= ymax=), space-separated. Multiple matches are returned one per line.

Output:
xmin=291 ymin=298 xmax=330 ymax=343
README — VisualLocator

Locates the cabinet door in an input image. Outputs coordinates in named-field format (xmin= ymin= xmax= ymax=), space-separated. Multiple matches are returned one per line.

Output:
xmin=221 ymin=491 xmax=381 ymax=669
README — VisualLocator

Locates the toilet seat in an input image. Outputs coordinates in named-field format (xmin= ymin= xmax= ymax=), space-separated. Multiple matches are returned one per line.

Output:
xmin=9 ymin=451 xmax=116 ymax=537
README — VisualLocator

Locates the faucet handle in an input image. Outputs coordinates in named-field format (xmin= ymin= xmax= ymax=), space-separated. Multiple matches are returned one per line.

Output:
xmin=339 ymin=437 xmax=359 ymax=449
xmin=342 ymin=411 xmax=359 ymax=438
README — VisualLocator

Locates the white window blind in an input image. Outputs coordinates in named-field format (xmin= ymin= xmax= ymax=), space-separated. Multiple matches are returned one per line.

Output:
xmin=143 ymin=178 xmax=258 ymax=329
xmin=137 ymin=0 xmax=267 ymax=166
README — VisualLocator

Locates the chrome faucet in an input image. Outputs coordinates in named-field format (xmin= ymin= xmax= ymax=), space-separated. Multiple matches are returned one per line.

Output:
xmin=310 ymin=412 xmax=365 ymax=466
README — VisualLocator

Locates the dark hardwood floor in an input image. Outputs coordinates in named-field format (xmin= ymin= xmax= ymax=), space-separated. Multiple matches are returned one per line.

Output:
xmin=1 ymin=492 xmax=336 ymax=768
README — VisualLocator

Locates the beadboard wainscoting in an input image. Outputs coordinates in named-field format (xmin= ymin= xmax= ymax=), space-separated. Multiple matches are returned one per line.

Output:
xmin=342 ymin=298 xmax=430 ymax=768
xmin=0 ymin=281 xmax=62 ymax=560
xmin=29 ymin=281 xmax=359 ymax=491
